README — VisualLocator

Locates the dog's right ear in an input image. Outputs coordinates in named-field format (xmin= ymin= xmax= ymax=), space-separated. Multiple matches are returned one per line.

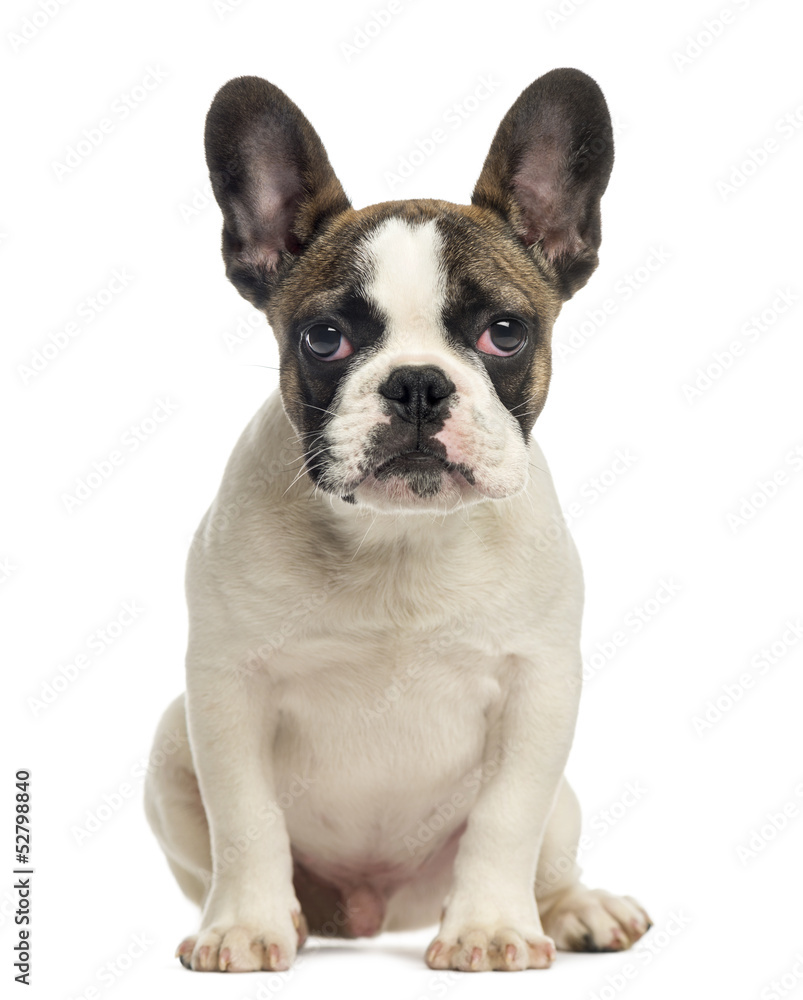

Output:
xmin=204 ymin=76 xmax=351 ymax=308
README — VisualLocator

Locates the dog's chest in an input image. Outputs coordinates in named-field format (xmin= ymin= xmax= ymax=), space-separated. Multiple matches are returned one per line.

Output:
xmin=273 ymin=630 xmax=507 ymax=882
xmin=264 ymin=528 xmax=526 ymax=880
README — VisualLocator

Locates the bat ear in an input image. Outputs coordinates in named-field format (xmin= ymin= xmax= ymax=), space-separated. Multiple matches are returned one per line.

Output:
xmin=472 ymin=68 xmax=614 ymax=300
xmin=204 ymin=76 xmax=351 ymax=308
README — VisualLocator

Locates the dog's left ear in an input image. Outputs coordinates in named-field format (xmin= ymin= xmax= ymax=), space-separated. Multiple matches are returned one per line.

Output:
xmin=472 ymin=68 xmax=613 ymax=300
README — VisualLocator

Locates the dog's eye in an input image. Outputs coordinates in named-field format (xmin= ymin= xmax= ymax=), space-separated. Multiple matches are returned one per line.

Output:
xmin=476 ymin=319 xmax=527 ymax=357
xmin=304 ymin=324 xmax=353 ymax=361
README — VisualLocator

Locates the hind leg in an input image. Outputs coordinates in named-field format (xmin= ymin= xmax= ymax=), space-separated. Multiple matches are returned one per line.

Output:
xmin=536 ymin=778 xmax=652 ymax=952
xmin=144 ymin=694 xmax=213 ymax=908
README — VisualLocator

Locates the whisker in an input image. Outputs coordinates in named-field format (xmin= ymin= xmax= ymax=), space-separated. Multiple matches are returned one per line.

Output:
xmin=299 ymin=402 xmax=339 ymax=418
xmin=508 ymin=395 xmax=540 ymax=414
xmin=350 ymin=512 xmax=377 ymax=562
xmin=283 ymin=451 xmax=328 ymax=495
xmin=463 ymin=516 xmax=487 ymax=551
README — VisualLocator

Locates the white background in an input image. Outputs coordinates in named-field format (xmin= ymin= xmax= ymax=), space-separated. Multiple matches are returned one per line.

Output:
xmin=3 ymin=0 xmax=803 ymax=998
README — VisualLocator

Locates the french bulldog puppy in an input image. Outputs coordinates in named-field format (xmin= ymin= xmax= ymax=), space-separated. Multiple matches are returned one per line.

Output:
xmin=145 ymin=68 xmax=651 ymax=973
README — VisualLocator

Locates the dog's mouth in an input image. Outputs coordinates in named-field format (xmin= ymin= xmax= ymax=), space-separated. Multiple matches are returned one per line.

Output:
xmin=344 ymin=448 xmax=476 ymax=503
xmin=374 ymin=451 xmax=447 ymax=478
xmin=370 ymin=450 xmax=450 ymax=499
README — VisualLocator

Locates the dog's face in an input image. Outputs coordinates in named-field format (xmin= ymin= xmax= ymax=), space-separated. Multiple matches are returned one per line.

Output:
xmin=264 ymin=202 xmax=560 ymax=512
xmin=204 ymin=71 xmax=613 ymax=512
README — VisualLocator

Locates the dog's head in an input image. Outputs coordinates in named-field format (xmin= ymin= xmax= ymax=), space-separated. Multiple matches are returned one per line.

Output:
xmin=204 ymin=69 xmax=613 ymax=513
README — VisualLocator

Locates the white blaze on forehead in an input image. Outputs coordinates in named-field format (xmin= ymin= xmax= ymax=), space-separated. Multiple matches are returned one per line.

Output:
xmin=360 ymin=217 xmax=449 ymax=355
xmin=324 ymin=214 xmax=532 ymax=505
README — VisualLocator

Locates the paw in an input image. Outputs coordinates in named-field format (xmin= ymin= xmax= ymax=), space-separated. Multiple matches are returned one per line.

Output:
xmin=541 ymin=887 xmax=652 ymax=952
xmin=425 ymin=927 xmax=556 ymax=972
xmin=176 ymin=910 xmax=307 ymax=972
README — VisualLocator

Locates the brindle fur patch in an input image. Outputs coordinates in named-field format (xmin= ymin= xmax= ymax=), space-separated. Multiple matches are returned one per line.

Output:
xmin=266 ymin=200 xmax=562 ymax=455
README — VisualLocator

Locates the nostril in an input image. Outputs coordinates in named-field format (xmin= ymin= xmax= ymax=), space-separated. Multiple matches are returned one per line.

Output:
xmin=383 ymin=382 xmax=409 ymax=403
xmin=378 ymin=371 xmax=405 ymax=401
xmin=420 ymin=366 xmax=454 ymax=401
xmin=426 ymin=375 xmax=453 ymax=403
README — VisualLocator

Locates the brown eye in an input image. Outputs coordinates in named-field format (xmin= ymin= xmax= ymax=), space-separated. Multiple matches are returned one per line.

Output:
xmin=477 ymin=319 xmax=526 ymax=356
xmin=304 ymin=324 xmax=353 ymax=361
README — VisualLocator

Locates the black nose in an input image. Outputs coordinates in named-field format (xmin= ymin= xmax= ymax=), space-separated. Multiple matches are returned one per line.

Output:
xmin=378 ymin=365 xmax=455 ymax=424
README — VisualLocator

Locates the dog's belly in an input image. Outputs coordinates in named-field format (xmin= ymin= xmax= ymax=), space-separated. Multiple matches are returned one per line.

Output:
xmin=271 ymin=636 xmax=507 ymax=927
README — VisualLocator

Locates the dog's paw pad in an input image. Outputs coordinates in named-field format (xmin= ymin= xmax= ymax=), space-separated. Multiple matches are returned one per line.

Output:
xmin=542 ymin=887 xmax=651 ymax=952
xmin=426 ymin=927 xmax=555 ymax=972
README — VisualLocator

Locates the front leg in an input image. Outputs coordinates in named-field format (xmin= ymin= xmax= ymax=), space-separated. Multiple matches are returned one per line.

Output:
xmin=178 ymin=660 xmax=303 ymax=972
xmin=426 ymin=642 xmax=581 ymax=972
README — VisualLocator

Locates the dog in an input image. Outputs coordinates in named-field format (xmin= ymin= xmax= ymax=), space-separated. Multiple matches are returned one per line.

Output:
xmin=144 ymin=68 xmax=651 ymax=973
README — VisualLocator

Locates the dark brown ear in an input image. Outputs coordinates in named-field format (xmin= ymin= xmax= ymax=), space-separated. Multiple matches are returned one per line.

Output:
xmin=204 ymin=76 xmax=351 ymax=308
xmin=472 ymin=68 xmax=613 ymax=300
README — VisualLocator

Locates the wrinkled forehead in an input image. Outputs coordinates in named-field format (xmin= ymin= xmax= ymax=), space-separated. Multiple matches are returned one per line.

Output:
xmin=268 ymin=201 xmax=561 ymax=338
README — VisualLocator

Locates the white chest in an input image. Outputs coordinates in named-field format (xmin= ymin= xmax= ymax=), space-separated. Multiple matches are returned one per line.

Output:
xmin=273 ymin=629 xmax=510 ymax=883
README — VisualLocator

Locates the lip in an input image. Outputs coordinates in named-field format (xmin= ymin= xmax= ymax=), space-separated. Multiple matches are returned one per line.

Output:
xmin=373 ymin=451 xmax=447 ymax=475
xmin=340 ymin=450 xmax=479 ymax=504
